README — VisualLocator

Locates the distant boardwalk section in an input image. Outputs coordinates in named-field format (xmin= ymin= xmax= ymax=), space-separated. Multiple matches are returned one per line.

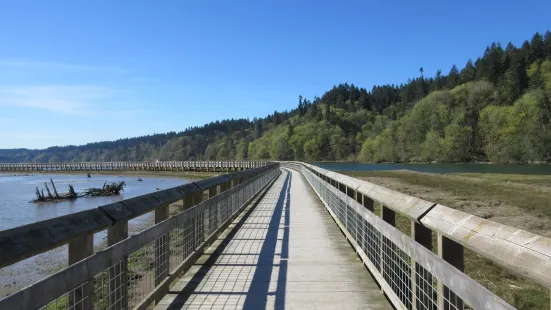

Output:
xmin=0 ymin=161 xmax=268 ymax=172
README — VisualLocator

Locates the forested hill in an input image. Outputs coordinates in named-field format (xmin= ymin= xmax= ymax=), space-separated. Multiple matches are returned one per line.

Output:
xmin=2 ymin=31 xmax=551 ymax=164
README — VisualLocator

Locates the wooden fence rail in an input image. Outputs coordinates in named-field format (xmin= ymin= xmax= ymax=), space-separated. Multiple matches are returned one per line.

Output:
xmin=2 ymin=161 xmax=550 ymax=310
xmin=281 ymin=161 xmax=551 ymax=310
xmin=0 ymin=164 xmax=280 ymax=310
xmin=0 ymin=161 xmax=268 ymax=172
xmin=0 ymin=163 xmax=277 ymax=270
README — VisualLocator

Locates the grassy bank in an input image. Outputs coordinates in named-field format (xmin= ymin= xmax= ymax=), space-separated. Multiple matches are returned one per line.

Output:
xmin=340 ymin=170 xmax=551 ymax=309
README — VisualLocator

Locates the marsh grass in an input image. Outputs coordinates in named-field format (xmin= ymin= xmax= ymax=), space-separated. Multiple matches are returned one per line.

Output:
xmin=342 ymin=170 xmax=550 ymax=310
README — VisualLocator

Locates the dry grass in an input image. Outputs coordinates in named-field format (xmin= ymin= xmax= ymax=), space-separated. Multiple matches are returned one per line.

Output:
xmin=341 ymin=170 xmax=551 ymax=310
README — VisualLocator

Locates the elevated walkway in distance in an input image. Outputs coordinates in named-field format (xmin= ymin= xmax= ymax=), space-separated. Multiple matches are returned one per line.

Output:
xmin=155 ymin=168 xmax=391 ymax=309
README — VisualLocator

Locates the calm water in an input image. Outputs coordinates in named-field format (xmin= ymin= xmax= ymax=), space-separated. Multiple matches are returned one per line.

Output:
xmin=0 ymin=173 xmax=191 ymax=296
xmin=313 ymin=162 xmax=551 ymax=175
xmin=0 ymin=173 xmax=190 ymax=231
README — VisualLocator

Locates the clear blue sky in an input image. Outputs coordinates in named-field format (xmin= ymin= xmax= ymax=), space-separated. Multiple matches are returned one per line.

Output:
xmin=0 ymin=0 xmax=549 ymax=149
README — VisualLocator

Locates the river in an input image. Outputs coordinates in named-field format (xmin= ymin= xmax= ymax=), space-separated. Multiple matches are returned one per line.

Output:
xmin=0 ymin=172 xmax=191 ymax=297
xmin=313 ymin=162 xmax=551 ymax=175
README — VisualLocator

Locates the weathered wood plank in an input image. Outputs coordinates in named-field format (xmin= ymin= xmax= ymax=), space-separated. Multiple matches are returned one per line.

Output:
xmin=193 ymin=175 xmax=231 ymax=191
xmin=326 ymin=171 xmax=363 ymax=190
xmin=0 ymin=209 xmax=112 ymax=268
xmin=421 ymin=204 xmax=551 ymax=288
xmin=100 ymin=183 xmax=202 ymax=221
xmin=301 ymin=162 xmax=434 ymax=221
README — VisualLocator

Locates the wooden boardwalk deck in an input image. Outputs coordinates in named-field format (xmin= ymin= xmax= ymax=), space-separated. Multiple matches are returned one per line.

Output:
xmin=155 ymin=169 xmax=391 ymax=310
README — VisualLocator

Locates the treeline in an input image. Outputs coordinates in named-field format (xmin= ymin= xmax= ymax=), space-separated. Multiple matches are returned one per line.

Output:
xmin=1 ymin=31 xmax=551 ymax=164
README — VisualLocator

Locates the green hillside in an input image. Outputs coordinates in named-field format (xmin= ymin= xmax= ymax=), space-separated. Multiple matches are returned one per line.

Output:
xmin=1 ymin=31 xmax=551 ymax=163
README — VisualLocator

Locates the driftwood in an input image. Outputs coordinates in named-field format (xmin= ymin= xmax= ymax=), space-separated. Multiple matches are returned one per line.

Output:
xmin=32 ymin=180 xmax=125 ymax=203
xmin=81 ymin=181 xmax=126 ymax=197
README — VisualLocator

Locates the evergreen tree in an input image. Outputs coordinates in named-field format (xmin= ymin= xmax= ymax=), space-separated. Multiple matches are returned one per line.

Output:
xmin=460 ymin=59 xmax=476 ymax=83
xmin=447 ymin=65 xmax=460 ymax=88
xmin=529 ymin=32 xmax=545 ymax=63
xmin=545 ymin=31 xmax=551 ymax=59
xmin=434 ymin=69 xmax=444 ymax=90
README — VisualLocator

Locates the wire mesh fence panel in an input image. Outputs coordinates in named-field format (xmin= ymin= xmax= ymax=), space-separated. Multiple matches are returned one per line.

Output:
xmin=218 ymin=197 xmax=228 ymax=231
xmin=206 ymin=200 xmax=218 ymax=237
xmin=93 ymin=260 xmax=127 ymax=310
xmin=168 ymin=223 xmax=185 ymax=272
xmin=414 ymin=264 xmax=437 ymax=310
xmin=381 ymin=235 xmax=413 ymax=309
xmin=364 ymin=218 xmax=381 ymax=271
xmin=154 ymin=233 xmax=169 ymax=286
xmin=347 ymin=203 xmax=357 ymax=239
xmin=298 ymin=166 xmax=496 ymax=310
xmin=232 ymin=190 xmax=239 ymax=214
xmin=193 ymin=210 xmax=203 ymax=250
xmin=126 ymin=238 xmax=157 ymax=308
xmin=40 ymin=282 xmax=91 ymax=310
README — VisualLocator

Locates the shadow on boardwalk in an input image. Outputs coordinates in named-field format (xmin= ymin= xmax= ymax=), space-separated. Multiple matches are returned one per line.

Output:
xmin=164 ymin=170 xmax=291 ymax=310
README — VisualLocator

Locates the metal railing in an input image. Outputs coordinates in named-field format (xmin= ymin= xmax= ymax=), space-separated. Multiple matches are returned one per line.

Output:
xmin=0 ymin=161 xmax=268 ymax=172
xmin=281 ymin=162 xmax=551 ymax=310
xmin=0 ymin=164 xmax=279 ymax=309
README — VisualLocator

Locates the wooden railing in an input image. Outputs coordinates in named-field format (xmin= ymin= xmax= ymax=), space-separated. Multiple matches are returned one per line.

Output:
xmin=2 ymin=161 xmax=550 ymax=310
xmin=281 ymin=161 xmax=551 ymax=310
xmin=0 ymin=161 xmax=268 ymax=172
xmin=0 ymin=163 xmax=280 ymax=309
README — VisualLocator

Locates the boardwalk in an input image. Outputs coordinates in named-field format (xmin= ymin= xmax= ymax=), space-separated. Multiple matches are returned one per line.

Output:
xmin=0 ymin=163 xmax=543 ymax=310
xmin=155 ymin=169 xmax=391 ymax=310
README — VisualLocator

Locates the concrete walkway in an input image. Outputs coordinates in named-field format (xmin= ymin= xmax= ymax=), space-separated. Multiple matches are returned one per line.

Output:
xmin=155 ymin=169 xmax=391 ymax=310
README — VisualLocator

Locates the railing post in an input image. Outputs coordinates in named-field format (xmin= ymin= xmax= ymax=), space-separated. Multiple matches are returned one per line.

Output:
xmin=219 ymin=181 xmax=229 ymax=225
xmin=107 ymin=221 xmax=128 ymax=310
xmin=201 ymin=190 xmax=211 ymax=240
xmin=380 ymin=205 xmax=395 ymax=295
xmin=182 ymin=194 xmax=197 ymax=259
xmin=438 ymin=234 xmax=464 ymax=310
xmin=208 ymin=186 xmax=217 ymax=197
xmin=381 ymin=206 xmax=395 ymax=225
xmin=208 ymin=187 xmax=218 ymax=229
xmin=411 ymin=222 xmax=433 ymax=310
xmin=68 ymin=234 xmax=93 ymax=310
xmin=194 ymin=191 xmax=204 ymax=247
xmin=362 ymin=194 xmax=374 ymax=212
xmin=154 ymin=205 xmax=170 ymax=294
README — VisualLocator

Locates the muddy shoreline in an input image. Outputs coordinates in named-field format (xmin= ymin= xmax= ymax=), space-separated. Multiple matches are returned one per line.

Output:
xmin=0 ymin=198 xmax=188 ymax=298
xmin=0 ymin=172 xmax=201 ymax=298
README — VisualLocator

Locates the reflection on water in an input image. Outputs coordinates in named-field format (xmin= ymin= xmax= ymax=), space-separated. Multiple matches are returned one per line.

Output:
xmin=313 ymin=162 xmax=551 ymax=175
